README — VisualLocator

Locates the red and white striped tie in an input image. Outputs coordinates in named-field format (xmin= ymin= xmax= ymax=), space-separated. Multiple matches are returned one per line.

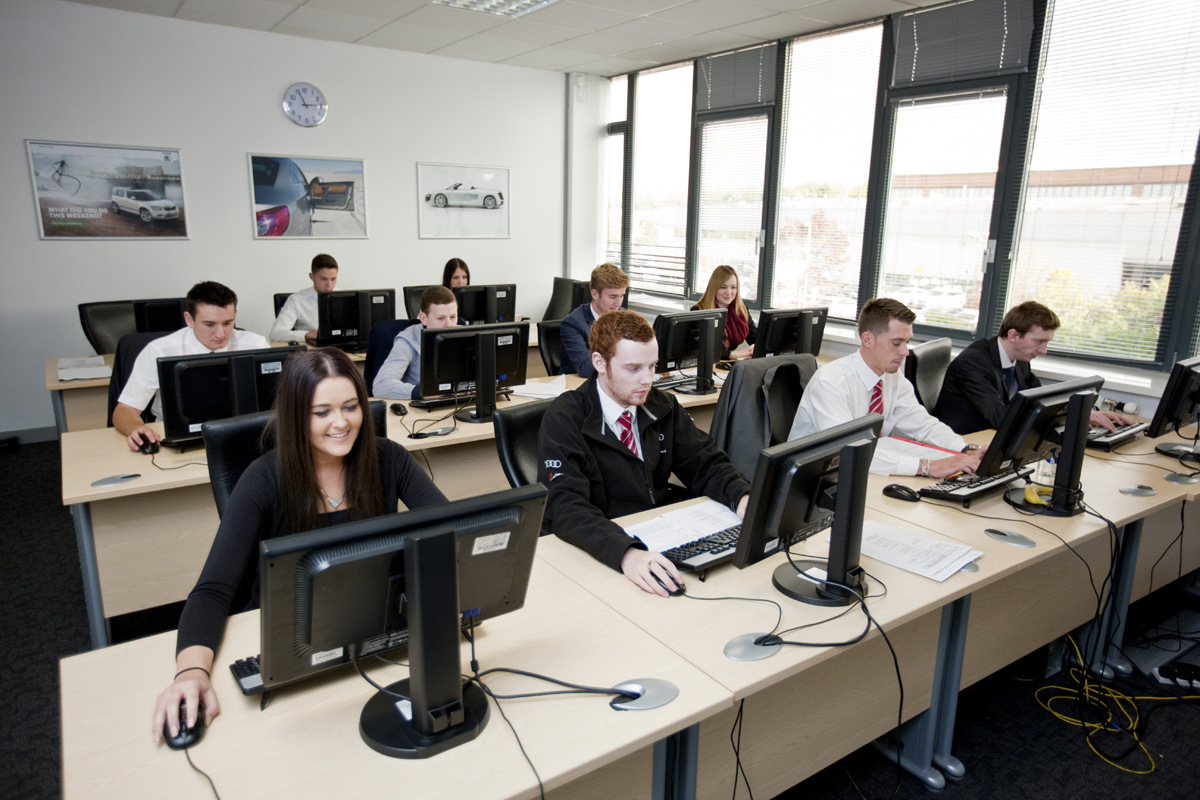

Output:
xmin=869 ymin=380 xmax=884 ymax=417
xmin=617 ymin=411 xmax=639 ymax=457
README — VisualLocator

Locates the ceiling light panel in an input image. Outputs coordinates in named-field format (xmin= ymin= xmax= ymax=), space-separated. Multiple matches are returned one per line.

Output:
xmin=433 ymin=0 xmax=564 ymax=20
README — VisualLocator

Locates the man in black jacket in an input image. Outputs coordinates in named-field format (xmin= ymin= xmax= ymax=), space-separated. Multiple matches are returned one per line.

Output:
xmin=540 ymin=311 xmax=751 ymax=596
xmin=935 ymin=301 xmax=1131 ymax=434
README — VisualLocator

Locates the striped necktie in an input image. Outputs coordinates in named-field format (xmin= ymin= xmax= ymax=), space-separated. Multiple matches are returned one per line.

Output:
xmin=617 ymin=411 xmax=639 ymax=457
xmin=869 ymin=380 xmax=884 ymax=417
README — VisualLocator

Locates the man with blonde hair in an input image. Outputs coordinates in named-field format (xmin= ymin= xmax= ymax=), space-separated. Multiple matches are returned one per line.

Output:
xmin=559 ymin=262 xmax=630 ymax=378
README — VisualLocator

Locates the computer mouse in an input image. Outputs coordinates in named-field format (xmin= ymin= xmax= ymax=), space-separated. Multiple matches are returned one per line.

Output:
xmin=138 ymin=439 xmax=160 ymax=455
xmin=883 ymin=483 xmax=920 ymax=502
xmin=651 ymin=572 xmax=686 ymax=597
xmin=164 ymin=700 xmax=205 ymax=750
xmin=389 ymin=402 xmax=407 ymax=417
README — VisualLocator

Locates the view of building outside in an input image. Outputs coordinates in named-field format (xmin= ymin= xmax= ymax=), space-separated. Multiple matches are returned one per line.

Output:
xmin=604 ymin=77 xmax=626 ymax=266
xmin=1007 ymin=0 xmax=1200 ymax=361
xmin=774 ymin=25 xmax=883 ymax=319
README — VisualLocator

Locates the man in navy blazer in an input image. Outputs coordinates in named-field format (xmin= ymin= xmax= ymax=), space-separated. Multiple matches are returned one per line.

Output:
xmin=935 ymin=301 xmax=1131 ymax=435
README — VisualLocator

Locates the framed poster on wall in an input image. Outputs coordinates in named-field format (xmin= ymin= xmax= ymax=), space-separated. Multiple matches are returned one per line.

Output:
xmin=417 ymin=162 xmax=510 ymax=239
xmin=26 ymin=140 xmax=189 ymax=239
xmin=249 ymin=154 xmax=366 ymax=239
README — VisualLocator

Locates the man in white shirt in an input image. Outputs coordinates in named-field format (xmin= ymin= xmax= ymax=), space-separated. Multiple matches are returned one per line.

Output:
xmin=789 ymin=298 xmax=983 ymax=478
xmin=269 ymin=253 xmax=338 ymax=343
xmin=371 ymin=285 xmax=459 ymax=400
xmin=115 ymin=281 xmax=270 ymax=451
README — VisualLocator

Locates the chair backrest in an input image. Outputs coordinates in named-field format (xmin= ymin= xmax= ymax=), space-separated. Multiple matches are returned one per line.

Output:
xmin=542 ymin=277 xmax=589 ymax=321
xmin=537 ymin=319 xmax=564 ymax=376
xmin=107 ymin=331 xmax=171 ymax=426
xmin=402 ymin=285 xmax=432 ymax=320
xmin=273 ymin=293 xmax=292 ymax=317
xmin=79 ymin=301 xmax=136 ymax=355
xmin=766 ymin=362 xmax=804 ymax=446
xmin=904 ymin=337 xmax=954 ymax=410
xmin=364 ymin=319 xmax=420 ymax=394
xmin=493 ymin=399 xmax=554 ymax=488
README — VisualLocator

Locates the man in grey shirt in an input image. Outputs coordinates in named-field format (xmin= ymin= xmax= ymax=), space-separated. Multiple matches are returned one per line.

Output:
xmin=372 ymin=285 xmax=459 ymax=399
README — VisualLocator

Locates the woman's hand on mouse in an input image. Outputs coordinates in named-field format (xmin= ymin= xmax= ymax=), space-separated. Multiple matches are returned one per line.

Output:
xmin=152 ymin=646 xmax=219 ymax=742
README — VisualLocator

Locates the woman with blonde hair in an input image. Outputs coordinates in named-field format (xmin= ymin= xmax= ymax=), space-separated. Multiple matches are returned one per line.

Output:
xmin=692 ymin=265 xmax=756 ymax=360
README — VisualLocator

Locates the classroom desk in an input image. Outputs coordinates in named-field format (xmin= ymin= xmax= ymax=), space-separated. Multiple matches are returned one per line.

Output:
xmin=46 ymin=354 xmax=115 ymax=433
xmin=60 ymin=559 xmax=733 ymax=800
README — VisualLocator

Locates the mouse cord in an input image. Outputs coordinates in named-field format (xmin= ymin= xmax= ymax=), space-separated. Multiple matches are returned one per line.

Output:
xmin=150 ymin=453 xmax=207 ymax=470
xmin=184 ymin=749 xmax=223 ymax=800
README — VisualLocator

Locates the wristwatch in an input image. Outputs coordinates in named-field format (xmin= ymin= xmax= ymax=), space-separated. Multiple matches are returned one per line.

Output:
xmin=962 ymin=444 xmax=981 ymax=452
xmin=918 ymin=458 xmax=931 ymax=477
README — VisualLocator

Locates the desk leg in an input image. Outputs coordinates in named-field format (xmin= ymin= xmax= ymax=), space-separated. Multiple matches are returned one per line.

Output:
xmin=70 ymin=502 xmax=109 ymax=649
xmin=52 ymin=389 xmax=68 ymax=434
xmin=652 ymin=723 xmax=698 ymax=800
xmin=1076 ymin=519 xmax=1141 ymax=678
xmin=872 ymin=595 xmax=971 ymax=791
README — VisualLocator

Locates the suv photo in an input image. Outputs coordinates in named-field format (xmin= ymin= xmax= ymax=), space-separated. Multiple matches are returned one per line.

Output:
xmin=111 ymin=188 xmax=180 ymax=223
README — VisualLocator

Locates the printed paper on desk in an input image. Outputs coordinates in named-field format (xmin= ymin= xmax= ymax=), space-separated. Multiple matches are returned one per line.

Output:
xmin=625 ymin=499 xmax=742 ymax=552
xmin=510 ymin=374 xmax=567 ymax=399
xmin=57 ymin=356 xmax=112 ymax=381
xmin=857 ymin=519 xmax=980 ymax=582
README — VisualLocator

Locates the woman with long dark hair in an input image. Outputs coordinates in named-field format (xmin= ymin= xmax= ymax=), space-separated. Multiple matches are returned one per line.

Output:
xmin=692 ymin=265 xmax=757 ymax=360
xmin=151 ymin=348 xmax=446 ymax=742
xmin=442 ymin=257 xmax=470 ymax=288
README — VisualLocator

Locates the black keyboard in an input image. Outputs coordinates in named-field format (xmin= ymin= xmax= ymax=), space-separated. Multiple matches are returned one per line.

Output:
xmin=1086 ymin=421 xmax=1148 ymax=450
xmin=652 ymin=375 xmax=694 ymax=391
xmin=409 ymin=388 xmax=513 ymax=409
xmin=229 ymin=655 xmax=264 ymax=695
xmin=918 ymin=466 xmax=1034 ymax=506
xmin=662 ymin=525 xmax=741 ymax=571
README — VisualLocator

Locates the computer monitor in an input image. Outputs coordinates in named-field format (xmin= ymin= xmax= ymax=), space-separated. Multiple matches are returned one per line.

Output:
xmin=365 ymin=288 xmax=396 ymax=329
xmin=258 ymin=483 xmax=547 ymax=759
xmin=1146 ymin=354 xmax=1200 ymax=458
xmin=132 ymin=297 xmax=187 ymax=334
xmin=454 ymin=284 xmax=517 ymax=325
xmin=419 ymin=321 xmax=530 ymax=423
xmin=316 ymin=289 xmax=396 ymax=351
xmin=752 ymin=307 xmax=828 ymax=359
xmin=156 ymin=345 xmax=304 ymax=448
xmin=652 ymin=308 xmax=726 ymax=395
xmin=732 ymin=415 xmax=883 ymax=607
xmin=991 ymin=375 xmax=1103 ymax=517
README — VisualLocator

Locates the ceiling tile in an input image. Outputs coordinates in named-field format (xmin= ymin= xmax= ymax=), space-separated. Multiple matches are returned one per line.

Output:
xmin=519 ymin=1 xmax=636 ymax=32
xmin=620 ymin=42 xmax=707 ymax=64
xmin=398 ymin=4 xmax=510 ymax=34
xmin=485 ymin=19 xmax=580 ymax=46
xmin=301 ymin=0 xmax=423 ymax=21
xmin=571 ymin=0 xmax=685 ymax=14
xmin=432 ymin=34 xmax=542 ymax=61
xmin=667 ymin=28 xmax=761 ymax=53
xmin=275 ymin=5 xmax=388 ymax=36
xmin=652 ymin=0 xmax=776 ymax=29
xmin=723 ymin=10 xmax=830 ymax=39
xmin=176 ymin=0 xmax=300 ymax=30
xmin=68 ymin=0 xmax=186 ymax=15
xmin=557 ymin=31 xmax=645 ymax=56
xmin=357 ymin=19 xmax=469 ymax=49
xmin=737 ymin=0 xmax=829 ymax=11
xmin=599 ymin=15 xmax=708 ymax=45
xmin=500 ymin=45 xmax=595 ymax=69
xmin=572 ymin=55 xmax=659 ymax=76
xmin=798 ymin=0 xmax=910 ymax=25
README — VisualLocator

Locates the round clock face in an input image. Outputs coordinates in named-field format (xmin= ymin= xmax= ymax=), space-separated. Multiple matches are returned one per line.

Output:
xmin=282 ymin=83 xmax=328 ymax=127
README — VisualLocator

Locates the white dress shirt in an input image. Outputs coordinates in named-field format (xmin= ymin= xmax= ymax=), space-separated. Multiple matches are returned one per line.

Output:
xmin=596 ymin=383 xmax=643 ymax=461
xmin=118 ymin=326 xmax=271 ymax=422
xmin=269 ymin=286 xmax=318 ymax=342
xmin=789 ymin=350 xmax=965 ymax=476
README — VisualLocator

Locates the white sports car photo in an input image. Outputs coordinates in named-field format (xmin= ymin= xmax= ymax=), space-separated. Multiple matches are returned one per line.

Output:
xmin=424 ymin=183 xmax=504 ymax=210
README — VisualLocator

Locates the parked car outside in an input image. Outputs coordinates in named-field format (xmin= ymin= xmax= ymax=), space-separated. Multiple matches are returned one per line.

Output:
xmin=111 ymin=187 xmax=179 ymax=223
xmin=424 ymin=183 xmax=504 ymax=210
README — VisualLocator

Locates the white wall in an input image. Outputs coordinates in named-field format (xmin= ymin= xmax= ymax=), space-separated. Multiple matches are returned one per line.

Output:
xmin=0 ymin=0 xmax=579 ymax=436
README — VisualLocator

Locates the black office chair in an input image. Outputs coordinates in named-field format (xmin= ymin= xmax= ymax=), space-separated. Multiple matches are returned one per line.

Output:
xmin=402 ymin=285 xmax=432 ymax=320
xmin=364 ymin=319 xmax=420 ymax=394
xmin=79 ymin=301 xmax=137 ymax=355
xmin=766 ymin=362 xmax=804 ymax=446
xmin=542 ymin=277 xmax=589 ymax=321
xmin=493 ymin=399 xmax=554 ymax=489
xmin=904 ymin=337 xmax=953 ymax=410
xmin=537 ymin=319 xmax=564 ymax=376
xmin=106 ymin=331 xmax=171 ymax=427
xmin=273 ymin=293 xmax=292 ymax=317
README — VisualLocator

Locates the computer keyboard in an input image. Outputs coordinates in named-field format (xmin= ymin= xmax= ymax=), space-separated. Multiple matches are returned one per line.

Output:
xmin=918 ymin=466 xmax=1035 ymax=507
xmin=229 ymin=655 xmax=264 ymax=695
xmin=409 ymin=388 xmax=513 ymax=410
xmin=662 ymin=525 xmax=741 ymax=571
xmin=1086 ymin=421 xmax=1148 ymax=450
xmin=652 ymin=375 xmax=696 ymax=391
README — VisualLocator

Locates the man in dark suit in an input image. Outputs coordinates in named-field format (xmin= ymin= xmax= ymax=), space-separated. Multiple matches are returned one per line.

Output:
xmin=935 ymin=301 xmax=1131 ymax=434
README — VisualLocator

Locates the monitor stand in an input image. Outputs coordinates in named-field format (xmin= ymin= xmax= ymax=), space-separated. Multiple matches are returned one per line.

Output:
xmin=673 ymin=316 xmax=719 ymax=396
xmin=455 ymin=331 xmax=499 ymax=424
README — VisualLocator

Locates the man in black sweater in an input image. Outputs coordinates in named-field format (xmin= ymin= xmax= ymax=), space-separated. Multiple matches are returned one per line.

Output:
xmin=540 ymin=311 xmax=751 ymax=596
xmin=935 ymin=301 xmax=1131 ymax=434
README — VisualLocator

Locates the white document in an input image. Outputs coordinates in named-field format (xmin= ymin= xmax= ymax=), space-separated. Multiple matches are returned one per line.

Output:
xmin=625 ymin=499 xmax=742 ymax=552
xmin=856 ymin=520 xmax=980 ymax=582
xmin=509 ymin=374 xmax=567 ymax=399
xmin=56 ymin=356 xmax=111 ymax=382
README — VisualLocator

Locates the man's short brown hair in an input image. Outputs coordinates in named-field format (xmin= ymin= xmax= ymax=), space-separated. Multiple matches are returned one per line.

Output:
xmin=420 ymin=285 xmax=456 ymax=314
xmin=186 ymin=281 xmax=237 ymax=317
xmin=588 ymin=310 xmax=654 ymax=365
xmin=591 ymin=263 xmax=630 ymax=292
xmin=858 ymin=298 xmax=916 ymax=336
xmin=311 ymin=253 xmax=338 ymax=273
xmin=1000 ymin=301 xmax=1060 ymax=338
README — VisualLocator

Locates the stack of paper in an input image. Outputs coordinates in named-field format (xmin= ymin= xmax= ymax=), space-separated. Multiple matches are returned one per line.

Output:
xmin=856 ymin=520 xmax=981 ymax=582
xmin=509 ymin=374 xmax=567 ymax=400
xmin=57 ymin=356 xmax=112 ymax=382
xmin=624 ymin=499 xmax=742 ymax=552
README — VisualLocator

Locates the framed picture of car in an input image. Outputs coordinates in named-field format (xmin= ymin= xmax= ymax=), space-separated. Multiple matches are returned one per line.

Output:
xmin=26 ymin=140 xmax=189 ymax=239
xmin=417 ymin=162 xmax=510 ymax=239
xmin=248 ymin=153 xmax=366 ymax=239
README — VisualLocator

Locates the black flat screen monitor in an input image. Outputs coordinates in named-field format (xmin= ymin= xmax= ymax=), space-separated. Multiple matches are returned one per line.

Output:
xmin=652 ymin=308 xmax=726 ymax=395
xmin=1146 ymin=354 xmax=1200 ymax=458
xmin=454 ymin=284 xmax=517 ymax=325
xmin=317 ymin=289 xmax=396 ymax=351
xmin=752 ymin=307 xmax=828 ymax=359
xmin=258 ymin=484 xmax=546 ymax=759
xmin=156 ymin=345 xmax=304 ymax=448
xmin=365 ymin=288 xmax=396 ymax=328
xmin=567 ymin=280 xmax=592 ymax=308
xmin=133 ymin=297 xmax=187 ymax=334
xmin=732 ymin=415 xmax=882 ymax=607
xmin=419 ymin=321 xmax=529 ymax=423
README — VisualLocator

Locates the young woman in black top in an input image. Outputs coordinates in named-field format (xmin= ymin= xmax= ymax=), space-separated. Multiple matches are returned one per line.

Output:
xmin=151 ymin=349 xmax=447 ymax=742
xmin=442 ymin=257 xmax=470 ymax=288
xmin=691 ymin=264 xmax=757 ymax=360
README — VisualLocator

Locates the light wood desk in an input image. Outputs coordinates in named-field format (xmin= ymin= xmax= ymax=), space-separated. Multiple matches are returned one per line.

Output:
xmin=46 ymin=354 xmax=115 ymax=433
xmin=61 ymin=560 xmax=733 ymax=800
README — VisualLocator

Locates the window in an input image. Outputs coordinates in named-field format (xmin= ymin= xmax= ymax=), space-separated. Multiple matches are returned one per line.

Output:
xmin=604 ymin=76 xmax=627 ymax=267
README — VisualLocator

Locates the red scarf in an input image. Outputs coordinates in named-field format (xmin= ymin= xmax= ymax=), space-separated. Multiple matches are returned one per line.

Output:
xmin=723 ymin=305 xmax=749 ymax=350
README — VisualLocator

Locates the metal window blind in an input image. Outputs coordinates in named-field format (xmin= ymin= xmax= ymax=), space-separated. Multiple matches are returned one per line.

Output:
xmin=1008 ymin=0 xmax=1200 ymax=363
xmin=696 ymin=44 xmax=777 ymax=112
xmin=893 ymin=0 xmax=1034 ymax=87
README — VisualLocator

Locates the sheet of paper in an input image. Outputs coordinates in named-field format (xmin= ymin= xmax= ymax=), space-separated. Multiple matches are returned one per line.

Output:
xmin=57 ymin=356 xmax=112 ymax=382
xmin=625 ymin=499 xmax=742 ymax=552
xmin=509 ymin=374 xmax=567 ymax=399
xmin=58 ymin=356 xmax=105 ymax=369
xmin=857 ymin=520 xmax=980 ymax=582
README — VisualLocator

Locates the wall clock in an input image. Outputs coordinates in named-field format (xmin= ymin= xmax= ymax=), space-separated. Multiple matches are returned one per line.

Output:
xmin=283 ymin=83 xmax=328 ymax=127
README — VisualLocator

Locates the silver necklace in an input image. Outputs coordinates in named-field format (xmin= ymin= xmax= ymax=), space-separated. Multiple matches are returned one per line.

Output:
xmin=321 ymin=488 xmax=345 ymax=508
